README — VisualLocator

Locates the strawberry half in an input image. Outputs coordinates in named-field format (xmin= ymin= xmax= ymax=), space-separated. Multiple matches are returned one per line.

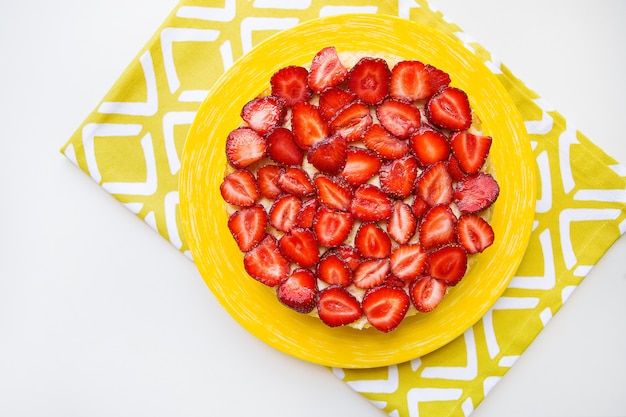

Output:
xmin=409 ymin=125 xmax=451 ymax=167
xmin=244 ymin=235 xmax=290 ymax=286
xmin=308 ymin=46 xmax=349 ymax=93
xmin=353 ymin=258 xmax=390 ymax=289
xmin=457 ymin=214 xmax=495 ymax=254
xmin=362 ymin=286 xmax=410 ymax=333
xmin=277 ymin=268 xmax=318 ymax=314
xmin=340 ymin=146 xmax=381 ymax=186
xmin=225 ymin=127 xmax=267 ymax=169
xmin=240 ymin=96 xmax=286 ymax=135
xmin=450 ymin=130 xmax=492 ymax=175
xmin=379 ymin=154 xmax=419 ymax=199
xmin=425 ymin=86 xmax=472 ymax=131
xmin=347 ymin=57 xmax=391 ymax=105
xmin=227 ymin=205 xmax=268 ymax=252
xmin=295 ymin=197 xmax=317 ymax=229
xmin=312 ymin=206 xmax=354 ymax=247
xmin=415 ymin=161 xmax=453 ymax=207
xmin=269 ymin=194 xmax=302 ymax=233
xmin=387 ymin=201 xmax=417 ymax=244
xmin=453 ymin=172 xmax=500 ymax=213
xmin=389 ymin=244 xmax=427 ymax=282
xmin=266 ymin=127 xmax=304 ymax=166
xmin=375 ymin=99 xmax=421 ymax=139
xmin=318 ymin=87 xmax=355 ymax=122
xmin=409 ymin=276 xmax=447 ymax=312
xmin=270 ymin=65 xmax=312 ymax=106
xmin=427 ymin=244 xmax=467 ymax=286
xmin=279 ymin=227 xmax=320 ymax=268
xmin=314 ymin=174 xmax=352 ymax=212
xmin=350 ymin=184 xmax=393 ymax=222
xmin=316 ymin=251 xmax=352 ymax=287
xmin=307 ymin=134 xmax=348 ymax=175
xmin=316 ymin=286 xmax=362 ymax=327
xmin=354 ymin=222 xmax=392 ymax=259
xmin=277 ymin=166 xmax=315 ymax=197
xmin=291 ymin=101 xmax=329 ymax=150
xmin=256 ymin=165 xmax=284 ymax=200
xmin=362 ymin=123 xmax=410 ymax=160
xmin=389 ymin=60 xmax=451 ymax=101
xmin=329 ymin=101 xmax=373 ymax=142
xmin=220 ymin=168 xmax=259 ymax=207
xmin=419 ymin=204 xmax=458 ymax=251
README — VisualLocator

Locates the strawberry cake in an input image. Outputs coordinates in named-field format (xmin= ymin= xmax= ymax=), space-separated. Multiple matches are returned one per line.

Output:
xmin=219 ymin=47 xmax=499 ymax=333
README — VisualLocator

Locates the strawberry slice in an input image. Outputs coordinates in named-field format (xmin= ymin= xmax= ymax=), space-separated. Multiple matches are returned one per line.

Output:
xmin=385 ymin=276 xmax=407 ymax=288
xmin=362 ymin=123 xmax=410 ymax=160
xmin=256 ymin=165 xmax=284 ymax=200
xmin=379 ymin=154 xmax=419 ymax=199
xmin=240 ymin=96 xmax=286 ymax=135
xmin=425 ymin=86 xmax=472 ymax=131
xmin=308 ymin=46 xmax=349 ymax=93
xmin=266 ymin=127 xmax=304 ymax=166
xmin=340 ymin=146 xmax=381 ymax=186
xmin=316 ymin=286 xmax=362 ymax=327
xmin=329 ymin=101 xmax=373 ymax=142
xmin=362 ymin=286 xmax=410 ymax=333
xmin=220 ymin=168 xmax=260 ymax=207
xmin=227 ymin=205 xmax=268 ymax=252
xmin=389 ymin=244 xmax=427 ymax=281
xmin=278 ymin=227 xmax=319 ymax=268
xmin=453 ymin=172 xmax=500 ymax=213
xmin=409 ymin=276 xmax=447 ymax=312
xmin=312 ymin=206 xmax=354 ymax=247
xmin=295 ymin=198 xmax=317 ymax=229
xmin=318 ymin=87 xmax=355 ymax=122
xmin=350 ymin=184 xmax=393 ymax=222
xmin=427 ymin=245 xmax=467 ymax=286
xmin=387 ymin=201 xmax=417 ymax=244
xmin=353 ymin=258 xmax=390 ymax=289
xmin=225 ymin=127 xmax=267 ymax=169
xmin=335 ymin=245 xmax=362 ymax=271
xmin=291 ymin=102 xmax=329 ymax=150
xmin=457 ymin=214 xmax=495 ymax=254
xmin=307 ymin=134 xmax=348 ymax=175
xmin=450 ymin=130 xmax=492 ymax=175
xmin=269 ymin=194 xmax=302 ymax=233
xmin=277 ymin=268 xmax=318 ymax=314
xmin=411 ymin=196 xmax=430 ymax=219
xmin=277 ymin=166 xmax=315 ymax=197
xmin=244 ymin=235 xmax=290 ymax=286
xmin=390 ymin=60 xmax=451 ymax=101
xmin=347 ymin=57 xmax=391 ymax=105
xmin=314 ymin=174 xmax=352 ymax=211
xmin=316 ymin=251 xmax=352 ymax=287
xmin=354 ymin=222 xmax=392 ymax=259
xmin=375 ymin=99 xmax=421 ymax=139
xmin=409 ymin=125 xmax=451 ymax=167
xmin=419 ymin=204 xmax=458 ymax=250
xmin=446 ymin=154 xmax=467 ymax=181
xmin=415 ymin=161 xmax=453 ymax=207
xmin=270 ymin=65 xmax=312 ymax=106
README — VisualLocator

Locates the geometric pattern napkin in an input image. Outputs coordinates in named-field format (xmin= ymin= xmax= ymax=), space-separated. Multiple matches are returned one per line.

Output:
xmin=60 ymin=1 xmax=626 ymax=416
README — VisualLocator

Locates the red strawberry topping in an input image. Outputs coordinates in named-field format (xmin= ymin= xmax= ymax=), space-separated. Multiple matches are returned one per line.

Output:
xmin=453 ymin=172 xmax=500 ymax=213
xmin=225 ymin=127 xmax=267 ymax=169
xmin=376 ymin=99 xmax=421 ymax=139
xmin=269 ymin=194 xmax=302 ymax=233
xmin=362 ymin=123 xmax=410 ymax=160
xmin=335 ymin=245 xmax=362 ymax=271
xmin=389 ymin=244 xmax=427 ymax=282
xmin=457 ymin=214 xmax=495 ymax=254
xmin=277 ymin=268 xmax=318 ymax=313
xmin=379 ymin=154 xmax=419 ymax=199
xmin=347 ymin=57 xmax=391 ymax=105
xmin=256 ymin=165 xmax=284 ymax=199
xmin=354 ymin=222 xmax=392 ymax=259
xmin=227 ymin=205 xmax=268 ymax=252
xmin=419 ymin=204 xmax=458 ymax=250
xmin=350 ymin=184 xmax=393 ymax=222
xmin=314 ymin=174 xmax=352 ymax=212
xmin=316 ymin=251 xmax=352 ymax=287
xmin=415 ymin=161 xmax=454 ymax=207
xmin=277 ymin=166 xmax=315 ymax=197
xmin=426 ymin=86 xmax=472 ymax=131
xmin=387 ymin=201 xmax=417 ymax=245
xmin=340 ymin=146 xmax=381 ymax=186
xmin=266 ymin=127 xmax=304 ymax=166
xmin=241 ymin=96 xmax=286 ymax=135
xmin=411 ymin=196 xmax=430 ymax=219
xmin=409 ymin=276 xmax=447 ymax=312
xmin=450 ymin=130 xmax=492 ymax=175
xmin=312 ymin=206 xmax=354 ymax=247
xmin=307 ymin=134 xmax=348 ymax=175
xmin=318 ymin=87 xmax=356 ymax=122
xmin=409 ymin=125 xmax=451 ymax=167
xmin=308 ymin=46 xmax=349 ymax=93
xmin=446 ymin=154 xmax=467 ymax=181
xmin=270 ymin=65 xmax=312 ymax=106
xmin=329 ymin=101 xmax=373 ymax=142
xmin=291 ymin=101 xmax=329 ymax=150
xmin=279 ymin=227 xmax=320 ymax=268
xmin=390 ymin=60 xmax=451 ymax=101
xmin=427 ymin=245 xmax=467 ymax=286
xmin=362 ymin=286 xmax=410 ymax=333
xmin=316 ymin=286 xmax=362 ymax=327
xmin=244 ymin=235 xmax=290 ymax=286
xmin=353 ymin=258 xmax=390 ymax=289
xmin=220 ymin=169 xmax=259 ymax=207
xmin=295 ymin=198 xmax=317 ymax=229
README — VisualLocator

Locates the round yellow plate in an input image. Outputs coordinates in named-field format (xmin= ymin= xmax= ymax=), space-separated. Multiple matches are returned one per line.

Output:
xmin=179 ymin=14 xmax=536 ymax=368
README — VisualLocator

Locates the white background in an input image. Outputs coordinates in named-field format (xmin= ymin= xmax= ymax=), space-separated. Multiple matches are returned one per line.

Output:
xmin=1 ymin=1 xmax=625 ymax=416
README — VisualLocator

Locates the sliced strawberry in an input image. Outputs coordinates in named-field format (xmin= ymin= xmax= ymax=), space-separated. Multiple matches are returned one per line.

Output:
xmin=308 ymin=46 xmax=349 ymax=93
xmin=335 ymin=245 xmax=362 ymax=271
xmin=415 ymin=161 xmax=453 ymax=207
xmin=316 ymin=251 xmax=352 ymax=287
xmin=220 ymin=169 xmax=259 ymax=207
xmin=340 ymin=146 xmax=382 ymax=186
xmin=450 ymin=130 xmax=492 ymax=175
xmin=291 ymin=101 xmax=329 ymax=150
xmin=457 ymin=214 xmax=495 ymax=254
xmin=385 ymin=276 xmax=407 ymax=288
xmin=256 ymin=165 xmax=284 ymax=200
xmin=314 ymin=174 xmax=352 ymax=211
xmin=227 ymin=205 xmax=268 ymax=252
xmin=446 ymin=154 xmax=467 ymax=181
xmin=389 ymin=244 xmax=428 ymax=281
xmin=346 ymin=57 xmax=391 ymax=105
xmin=362 ymin=286 xmax=410 ymax=333
xmin=419 ymin=204 xmax=458 ymax=250
xmin=376 ymin=99 xmax=421 ymax=139
xmin=409 ymin=125 xmax=451 ymax=167
xmin=269 ymin=194 xmax=302 ymax=233
xmin=316 ymin=286 xmax=362 ymax=327
xmin=225 ymin=127 xmax=267 ymax=169
xmin=318 ymin=87 xmax=355 ymax=122
xmin=312 ymin=206 xmax=354 ymax=247
xmin=295 ymin=198 xmax=317 ymax=229
xmin=277 ymin=167 xmax=315 ymax=197
xmin=389 ymin=60 xmax=451 ymax=101
xmin=307 ymin=134 xmax=348 ymax=175
xmin=244 ymin=235 xmax=290 ymax=286
xmin=409 ymin=276 xmax=447 ymax=312
xmin=425 ymin=86 xmax=472 ymax=131
xmin=354 ymin=222 xmax=392 ymax=259
xmin=270 ymin=65 xmax=312 ymax=106
xmin=278 ymin=227 xmax=319 ymax=268
xmin=411 ymin=196 xmax=430 ymax=219
xmin=240 ymin=96 xmax=286 ymax=135
xmin=329 ymin=101 xmax=373 ymax=142
xmin=266 ymin=127 xmax=304 ymax=166
xmin=353 ymin=258 xmax=390 ymax=289
xmin=387 ymin=201 xmax=417 ymax=244
xmin=277 ymin=268 xmax=318 ymax=313
xmin=350 ymin=184 xmax=393 ymax=222
xmin=427 ymin=245 xmax=467 ymax=286
xmin=362 ymin=123 xmax=410 ymax=160
xmin=379 ymin=154 xmax=419 ymax=199
xmin=453 ymin=172 xmax=500 ymax=213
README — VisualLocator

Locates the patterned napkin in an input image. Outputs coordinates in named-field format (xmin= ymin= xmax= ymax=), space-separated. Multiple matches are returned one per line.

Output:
xmin=60 ymin=1 xmax=626 ymax=416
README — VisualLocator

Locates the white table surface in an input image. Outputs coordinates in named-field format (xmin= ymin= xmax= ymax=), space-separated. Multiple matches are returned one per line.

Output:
xmin=1 ymin=1 xmax=625 ymax=416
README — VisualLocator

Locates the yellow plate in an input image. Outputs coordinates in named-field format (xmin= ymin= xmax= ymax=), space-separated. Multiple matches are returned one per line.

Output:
xmin=179 ymin=14 xmax=536 ymax=368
